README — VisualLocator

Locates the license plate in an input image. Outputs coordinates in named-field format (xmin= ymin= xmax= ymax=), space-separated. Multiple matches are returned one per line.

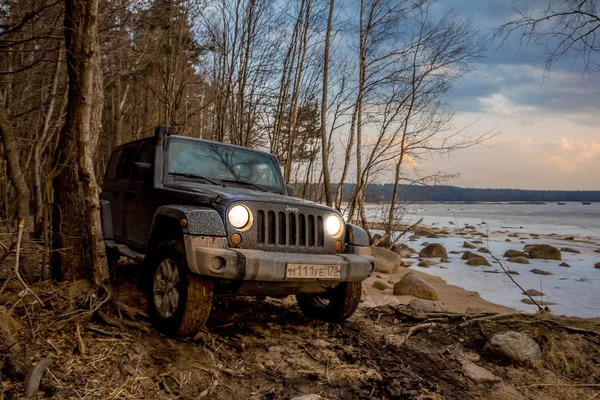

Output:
xmin=285 ymin=263 xmax=341 ymax=279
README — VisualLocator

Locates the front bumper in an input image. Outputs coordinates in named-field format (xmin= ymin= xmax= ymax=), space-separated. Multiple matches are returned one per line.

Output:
xmin=183 ymin=235 xmax=374 ymax=282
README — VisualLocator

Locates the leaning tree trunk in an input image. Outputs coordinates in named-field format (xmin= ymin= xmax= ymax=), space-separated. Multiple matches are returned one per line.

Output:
xmin=52 ymin=0 xmax=108 ymax=284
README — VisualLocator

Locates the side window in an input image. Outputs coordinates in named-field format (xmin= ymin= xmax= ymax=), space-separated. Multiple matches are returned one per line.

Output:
xmin=137 ymin=142 xmax=154 ymax=165
xmin=105 ymin=150 xmax=122 ymax=181
xmin=118 ymin=145 xmax=137 ymax=179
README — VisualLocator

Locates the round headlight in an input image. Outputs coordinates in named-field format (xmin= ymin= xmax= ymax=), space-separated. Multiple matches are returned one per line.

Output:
xmin=229 ymin=205 xmax=251 ymax=229
xmin=325 ymin=215 xmax=343 ymax=237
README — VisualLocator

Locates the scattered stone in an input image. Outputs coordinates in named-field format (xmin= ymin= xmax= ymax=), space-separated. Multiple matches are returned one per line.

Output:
xmin=521 ymin=298 xmax=556 ymax=306
xmin=408 ymin=298 xmax=446 ymax=313
xmin=373 ymin=280 xmax=391 ymax=291
xmin=462 ymin=241 xmax=477 ymax=249
xmin=440 ymin=258 xmax=451 ymax=263
xmin=558 ymin=261 xmax=570 ymax=269
xmin=525 ymin=244 xmax=562 ymax=260
xmin=449 ymin=250 xmax=461 ymax=254
xmin=483 ymin=331 xmax=542 ymax=363
xmin=595 ymin=262 xmax=600 ymax=269
xmin=418 ymin=259 xmax=438 ymax=268
xmin=505 ymin=239 xmax=512 ymax=242
xmin=419 ymin=243 xmax=448 ymax=259
xmin=414 ymin=227 xmax=436 ymax=236
xmin=467 ymin=257 xmax=491 ymax=267
xmin=595 ymin=249 xmax=600 ymax=253
xmin=393 ymin=271 xmax=438 ymax=300
xmin=420 ymin=242 xmax=429 ymax=247
xmin=522 ymin=289 xmax=544 ymax=296
xmin=504 ymin=249 xmax=529 ymax=258
xmin=264 ymin=360 xmax=276 ymax=367
xmin=564 ymin=236 xmax=575 ymax=241
xmin=392 ymin=244 xmax=412 ymax=258
xmin=530 ymin=269 xmax=553 ymax=275
xmin=506 ymin=270 xmax=520 ymax=275
xmin=371 ymin=247 xmax=403 ymax=274
xmin=560 ymin=247 xmax=580 ymax=254
xmin=507 ymin=256 xmax=530 ymax=264
xmin=461 ymin=360 xmax=502 ymax=384
xmin=401 ymin=260 xmax=414 ymax=267
xmin=473 ymin=240 xmax=484 ymax=244
xmin=427 ymin=234 xmax=440 ymax=239
xmin=438 ymin=230 xmax=450 ymax=235
xmin=309 ymin=339 xmax=333 ymax=348
xmin=387 ymin=300 xmax=401 ymax=308
xmin=477 ymin=247 xmax=490 ymax=253
xmin=371 ymin=233 xmax=387 ymax=247
xmin=376 ymin=274 xmax=387 ymax=279
xmin=464 ymin=225 xmax=476 ymax=230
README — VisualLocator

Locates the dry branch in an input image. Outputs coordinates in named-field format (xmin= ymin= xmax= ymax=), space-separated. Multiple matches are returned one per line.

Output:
xmin=24 ymin=358 xmax=53 ymax=398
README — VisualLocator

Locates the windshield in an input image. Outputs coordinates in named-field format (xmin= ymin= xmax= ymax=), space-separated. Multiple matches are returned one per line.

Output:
xmin=165 ymin=137 xmax=284 ymax=192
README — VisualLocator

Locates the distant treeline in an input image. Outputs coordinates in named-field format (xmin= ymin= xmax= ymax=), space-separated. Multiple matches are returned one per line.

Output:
xmin=326 ymin=184 xmax=600 ymax=203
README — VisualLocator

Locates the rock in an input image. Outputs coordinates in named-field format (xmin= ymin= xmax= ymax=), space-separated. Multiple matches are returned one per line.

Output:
xmin=504 ymin=249 xmax=529 ymax=258
xmin=409 ymin=298 xmax=446 ymax=313
xmin=420 ymin=242 xmax=429 ymax=247
xmin=564 ymin=236 xmax=575 ymax=240
xmin=483 ymin=331 xmax=542 ymax=363
xmin=521 ymin=298 xmax=556 ymax=306
xmin=401 ymin=260 xmax=414 ymax=267
xmin=530 ymin=269 xmax=553 ymax=275
xmin=392 ymin=244 xmax=412 ymax=258
xmin=525 ymin=244 xmax=562 ymax=260
xmin=595 ymin=262 xmax=600 ymax=269
xmin=371 ymin=233 xmax=386 ymax=246
xmin=559 ymin=262 xmax=570 ymax=267
xmin=427 ymin=234 xmax=440 ymax=238
xmin=264 ymin=360 xmax=276 ymax=367
xmin=560 ymin=247 xmax=580 ymax=254
xmin=438 ymin=230 xmax=449 ymax=235
xmin=371 ymin=247 xmax=402 ymax=274
xmin=505 ymin=239 xmax=511 ymax=242
xmin=418 ymin=259 xmax=438 ymax=268
xmin=409 ymin=247 xmax=417 ymax=254
xmin=414 ymin=227 xmax=436 ymax=236
xmin=522 ymin=289 xmax=544 ymax=296
xmin=461 ymin=360 xmax=502 ymax=383
xmin=506 ymin=270 xmax=520 ymax=275
xmin=467 ymin=256 xmax=491 ymax=267
xmin=373 ymin=280 xmax=390 ymax=291
xmin=393 ymin=271 xmax=438 ymax=300
xmin=440 ymin=258 xmax=451 ymax=263
xmin=449 ymin=250 xmax=461 ymax=254
xmin=595 ymin=249 xmax=600 ymax=253
xmin=419 ymin=243 xmax=448 ymax=259
xmin=309 ymin=339 xmax=333 ymax=348
xmin=477 ymin=247 xmax=490 ymax=253
xmin=463 ymin=241 xmax=477 ymax=249
xmin=507 ymin=256 xmax=530 ymax=264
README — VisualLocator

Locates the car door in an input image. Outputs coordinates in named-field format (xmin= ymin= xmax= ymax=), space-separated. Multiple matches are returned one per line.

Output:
xmin=124 ymin=140 xmax=156 ymax=250
xmin=112 ymin=144 xmax=137 ymax=241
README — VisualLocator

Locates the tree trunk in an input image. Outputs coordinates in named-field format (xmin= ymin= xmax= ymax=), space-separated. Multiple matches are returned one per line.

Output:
xmin=0 ymin=104 xmax=30 ymax=222
xmin=52 ymin=0 xmax=108 ymax=284
xmin=319 ymin=0 xmax=334 ymax=207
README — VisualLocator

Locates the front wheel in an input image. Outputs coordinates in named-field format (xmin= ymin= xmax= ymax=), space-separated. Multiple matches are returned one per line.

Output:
xmin=147 ymin=240 xmax=214 ymax=336
xmin=296 ymin=281 xmax=362 ymax=322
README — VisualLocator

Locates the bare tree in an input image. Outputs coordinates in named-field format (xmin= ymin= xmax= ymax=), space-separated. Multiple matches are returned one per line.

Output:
xmin=52 ymin=0 xmax=109 ymax=283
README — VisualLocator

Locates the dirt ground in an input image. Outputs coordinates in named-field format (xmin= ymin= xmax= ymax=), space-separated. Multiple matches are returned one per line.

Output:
xmin=0 ymin=270 xmax=599 ymax=400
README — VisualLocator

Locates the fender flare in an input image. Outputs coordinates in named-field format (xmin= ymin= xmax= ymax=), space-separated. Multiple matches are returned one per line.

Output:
xmin=99 ymin=200 xmax=114 ymax=240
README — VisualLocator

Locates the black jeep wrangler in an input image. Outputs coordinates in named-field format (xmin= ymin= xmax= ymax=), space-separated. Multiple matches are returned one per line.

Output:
xmin=100 ymin=125 xmax=374 ymax=335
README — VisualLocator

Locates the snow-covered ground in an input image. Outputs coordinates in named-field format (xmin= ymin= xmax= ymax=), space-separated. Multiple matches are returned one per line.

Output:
xmin=361 ymin=203 xmax=600 ymax=318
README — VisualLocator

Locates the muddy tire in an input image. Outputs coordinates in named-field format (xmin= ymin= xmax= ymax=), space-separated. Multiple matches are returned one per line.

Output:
xmin=296 ymin=281 xmax=362 ymax=322
xmin=147 ymin=240 xmax=214 ymax=336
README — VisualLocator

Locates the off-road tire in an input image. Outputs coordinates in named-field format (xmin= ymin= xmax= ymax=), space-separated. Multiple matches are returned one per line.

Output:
xmin=148 ymin=240 xmax=214 ymax=336
xmin=296 ymin=281 xmax=362 ymax=322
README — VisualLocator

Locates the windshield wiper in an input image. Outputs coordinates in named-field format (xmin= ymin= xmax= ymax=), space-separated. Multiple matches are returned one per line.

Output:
xmin=220 ymin=179 xmax=268 ymax=192
xmin=170 ymin=172 xmax=220 ymax=185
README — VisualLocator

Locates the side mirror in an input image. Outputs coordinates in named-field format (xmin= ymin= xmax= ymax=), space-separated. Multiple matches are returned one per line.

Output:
xmin=286 ymin=184 xmax=295 ymax=197
xmin=133 ymin=162 xmax=152 ymax=182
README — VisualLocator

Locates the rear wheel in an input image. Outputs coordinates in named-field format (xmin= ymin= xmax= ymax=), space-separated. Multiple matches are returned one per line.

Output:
xmin=296 ymin=281 xmax=362 ymax=322
xmin=148 ymin=240 xmax=214 ymax=336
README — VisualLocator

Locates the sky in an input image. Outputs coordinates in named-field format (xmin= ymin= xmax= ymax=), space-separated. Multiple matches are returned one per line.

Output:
xmin=412 ymin=0 xmax=600 ymax=190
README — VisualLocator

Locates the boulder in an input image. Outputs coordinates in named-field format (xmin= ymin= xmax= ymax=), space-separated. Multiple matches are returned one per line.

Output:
xmin=373 ymin=280 xmax=390 ymax=291
xmin=530 ymin=269 xmax=553 ymax=276
xmin=504 ymin=249 xmax=529 ymax=258
xmin=393 ymin=271 xmax=438 ymax=300
xmin=560 ymin=247 xmax=580 ymax=254
xmin=467 ymin=256 xmax=491 ymax=267
xmin=522 ymin=289 xmax=544 ymax=296
xmin=461 ymin=251 xmax=476 ymax=260
xmin=507 ymin=256 xmax=530 ymax=264
xmin=463 ymin=241 xmax=477 ymax=249
xmin=525 ymin=244 xmax=562 ymax=260
xmin=419 ymin=243 xmax=448 ymax=259
xmin=408 ymin=298 xmax=446 ymax=313
xmin=392 ymin=244 xmax=412 ymax=258
xmin=371 ymin=247 xmax=402 ymax=274
xmin=559 ymin=262 xmax=570 ymax=267
xmin=461 ymin=360 xmax=502 ymax=384
xmin=418 ymin=259 xmax=438 ymax=268
xmin=483 ymin=331 xmax=542 ymax=363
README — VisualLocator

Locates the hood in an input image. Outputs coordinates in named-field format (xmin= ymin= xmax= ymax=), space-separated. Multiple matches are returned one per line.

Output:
xmin=164 ymin=181 xmax=337 ymax=213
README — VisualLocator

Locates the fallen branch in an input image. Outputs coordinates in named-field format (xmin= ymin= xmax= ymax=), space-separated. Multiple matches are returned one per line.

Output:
xmin=400 ymin=322 xmax=439 ymax=345
xmin=113 ymin=299 xmax=149 ymax=321
xmin=13 ymin=220 xmax=44 ymax=307
xmin=458 ymin=312 xmax=532 ymax=328
xmin=24 ymin=358 xmax=53 ymax=398
xmin=87 ymin=325 xmax=126 ymax=338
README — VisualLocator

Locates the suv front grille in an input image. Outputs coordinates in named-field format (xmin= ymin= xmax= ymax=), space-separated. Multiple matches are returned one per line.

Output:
xmin=256 ymin=210 xmax=324 ymax=249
